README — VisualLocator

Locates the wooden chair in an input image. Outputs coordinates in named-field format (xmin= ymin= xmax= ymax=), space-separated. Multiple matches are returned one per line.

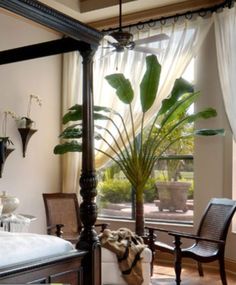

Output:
xmin=43 ymin=193 xmax=152 ymax=285
xmin=145 ymin=198 xmax=236 ymax=285
xmin=43 ymin=193 xmax=108 ymax=243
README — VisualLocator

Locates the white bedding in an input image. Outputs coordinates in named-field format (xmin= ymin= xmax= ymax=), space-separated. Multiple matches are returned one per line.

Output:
xmin=0 ymin=231 xmax=74 ymax=268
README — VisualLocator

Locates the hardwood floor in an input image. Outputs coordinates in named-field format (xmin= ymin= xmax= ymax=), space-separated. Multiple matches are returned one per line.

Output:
xmin=151 ymin=262 xmax=236 ymax=284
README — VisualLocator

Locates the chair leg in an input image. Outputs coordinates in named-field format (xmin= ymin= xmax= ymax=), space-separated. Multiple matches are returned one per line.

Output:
xmin=219 ymin=258 xmax=227 ymax=285
xmin=174 ymin=236 xmax=182 ymax=285
xmin=197 ymin=262 xmax=204 ymax=276
xmin=144 ymin=228 xmax=156 ymax=276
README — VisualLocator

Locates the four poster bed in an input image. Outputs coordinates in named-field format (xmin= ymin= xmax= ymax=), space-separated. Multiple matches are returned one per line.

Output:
xmin=0 ymin=1 xmax=102 ymax=284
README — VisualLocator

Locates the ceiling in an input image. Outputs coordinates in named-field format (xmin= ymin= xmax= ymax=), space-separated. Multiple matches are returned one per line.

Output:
xmin=39 ymin=0 xmax=224 ymax=28
xmin=40 ymin=0 xmax=187 ymax=23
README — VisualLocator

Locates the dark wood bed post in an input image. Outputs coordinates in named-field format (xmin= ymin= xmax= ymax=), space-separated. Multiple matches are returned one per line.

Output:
xmin=76 ymin=46 xmax=101 ymax=285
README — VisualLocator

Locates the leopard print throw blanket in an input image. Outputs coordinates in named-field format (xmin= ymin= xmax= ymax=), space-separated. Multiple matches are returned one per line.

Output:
xmin=99 ymin=227 xmax=147 ymax=285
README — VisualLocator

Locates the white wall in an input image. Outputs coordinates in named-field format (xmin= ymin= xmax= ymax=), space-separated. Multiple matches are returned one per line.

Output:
xmin=0 ymin=13 xmax=62 ymax=234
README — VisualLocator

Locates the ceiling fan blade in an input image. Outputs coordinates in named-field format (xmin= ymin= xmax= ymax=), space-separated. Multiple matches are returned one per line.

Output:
xmin=133 ymin=45 xmax=162 ymax=54
xmin=96 ymin=50 xmax=116 ymax=61
xmin=103 ymin=34 xmax=118 ymax=44
xmin=134 ymin=33 xmax=169 ymax=45
xmin=102 ymin=46 xmax=115 ymax=49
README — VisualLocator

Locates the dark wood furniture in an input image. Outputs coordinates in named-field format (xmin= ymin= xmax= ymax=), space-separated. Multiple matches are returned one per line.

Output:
xmin=0 ymin=1 xmax=103 ymax=284
xmin=43 ymin=193 xmax=108 ymax=243
xmin=146 ymin=198 xmax=236 ymax=285
xmin=0 ymin=250 xmax=87 ymax=284
xmin=43 ymin=193 xmax=82 ymax=243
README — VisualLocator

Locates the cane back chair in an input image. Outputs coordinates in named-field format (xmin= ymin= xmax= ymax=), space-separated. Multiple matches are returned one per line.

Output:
xmin=146 ymin=198 xmax=236 ymax=285
xmin=43 ymin=193 xmax=108 ymax=243
xmin=43 ymin=193 xmax=152 ymax=285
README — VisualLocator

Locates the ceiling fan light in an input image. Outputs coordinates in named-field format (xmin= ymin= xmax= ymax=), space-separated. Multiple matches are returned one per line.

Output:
xmin=116 ymin=46 xmax=125 ymax=52
xmin=110 ymin=31 xmax=133 ymax=47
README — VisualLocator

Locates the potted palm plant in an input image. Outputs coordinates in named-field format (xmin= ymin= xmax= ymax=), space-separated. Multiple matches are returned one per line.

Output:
xmin=54 ymin=54 xmax=224 ymax=236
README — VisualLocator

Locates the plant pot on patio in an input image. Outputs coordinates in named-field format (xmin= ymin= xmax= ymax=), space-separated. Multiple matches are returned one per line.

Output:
xmin=156 ymin=181 xmax=191 ymax=212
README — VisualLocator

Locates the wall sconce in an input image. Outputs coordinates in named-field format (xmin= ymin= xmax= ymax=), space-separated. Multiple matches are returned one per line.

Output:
xmin=15 ymin=94 xmax=41 ymax=157
xmin=17 ymin=128 xmax=37 ymax=157
xmin=0 ymin=139 xmax=14 ymax=178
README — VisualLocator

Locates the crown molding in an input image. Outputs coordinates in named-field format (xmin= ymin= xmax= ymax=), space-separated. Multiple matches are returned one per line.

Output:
xmin=0 ymin=0 xmax=103 ymax=45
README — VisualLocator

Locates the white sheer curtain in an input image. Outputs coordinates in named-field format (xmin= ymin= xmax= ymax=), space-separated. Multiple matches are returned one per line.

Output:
xmin=61 ymin=52 xmax=82 ymax=194
xmin=61 ymin=16 xmax=212 ymax=193
xmin=214 ymin=6 xmax=236 ymax=141
xmin=93 ymin=17 xmax=213 ymax=169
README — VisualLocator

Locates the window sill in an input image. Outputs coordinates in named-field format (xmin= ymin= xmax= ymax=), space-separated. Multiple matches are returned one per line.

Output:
xmin=97 ymin=217 xmax=193 ymax=230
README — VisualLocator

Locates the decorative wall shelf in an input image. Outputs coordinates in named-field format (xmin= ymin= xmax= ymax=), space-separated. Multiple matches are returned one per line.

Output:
xmin=18 ymin=128 xmax=37 ymax=157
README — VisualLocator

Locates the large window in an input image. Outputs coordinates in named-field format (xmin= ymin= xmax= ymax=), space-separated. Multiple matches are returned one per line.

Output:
xmin=97 ymin=60 xmax=195 ymax=224
xmin=97 ymin=154 xmax=194 ymax=223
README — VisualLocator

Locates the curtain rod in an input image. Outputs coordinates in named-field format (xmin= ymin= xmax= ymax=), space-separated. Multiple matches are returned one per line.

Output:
xmin=102 ymin=0 xmax=234 ymax=33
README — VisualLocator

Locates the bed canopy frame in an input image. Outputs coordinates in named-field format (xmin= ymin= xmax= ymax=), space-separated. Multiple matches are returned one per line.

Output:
xmin=0 ymin=1 xmax=102 ymax=284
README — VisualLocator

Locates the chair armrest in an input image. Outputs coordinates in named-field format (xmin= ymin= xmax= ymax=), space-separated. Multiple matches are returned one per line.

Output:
xmin=168 ymin=231 xmax=225 ymax=244
xmin=47 ymin=224 xmax=64 ymax=237
xmin=145 ymin=226 xmax=170 ymax=234
xmin=144 ymin=226 xmax=171 ymax=252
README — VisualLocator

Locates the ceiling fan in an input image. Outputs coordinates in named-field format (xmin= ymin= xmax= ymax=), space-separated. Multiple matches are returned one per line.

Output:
xmin=103 ymin=0 xmax=169 ymax=54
